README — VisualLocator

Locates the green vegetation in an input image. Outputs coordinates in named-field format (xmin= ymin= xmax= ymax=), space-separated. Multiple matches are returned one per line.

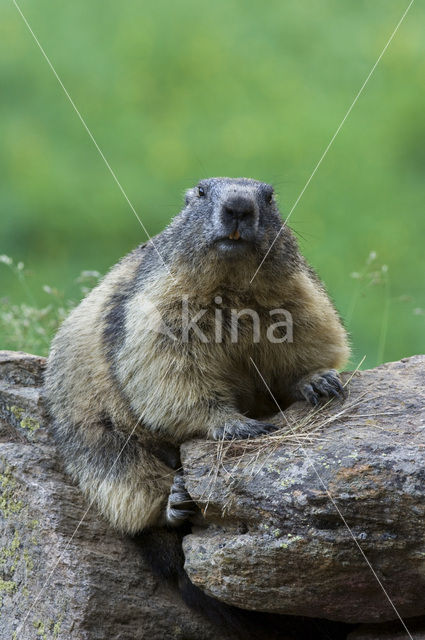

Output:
xmin=0 ymin=0 xmax=424 ymax=367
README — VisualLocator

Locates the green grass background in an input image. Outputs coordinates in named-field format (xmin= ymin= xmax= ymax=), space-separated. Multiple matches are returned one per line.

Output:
xmin=0 ymin=0 xmax=424 ymax=367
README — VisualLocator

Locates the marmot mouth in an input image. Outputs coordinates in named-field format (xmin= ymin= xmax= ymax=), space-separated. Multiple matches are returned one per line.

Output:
xmin=214 ymin=237 xmax=254 ymax=256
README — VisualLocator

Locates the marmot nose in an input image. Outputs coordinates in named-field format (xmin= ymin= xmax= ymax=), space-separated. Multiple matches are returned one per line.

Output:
xmin=222 ymin=196 xmax=256 ymax=223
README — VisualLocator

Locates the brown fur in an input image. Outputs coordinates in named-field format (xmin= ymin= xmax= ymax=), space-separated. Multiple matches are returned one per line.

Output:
xmin=44 ymin=178 xmax=350 ymax=535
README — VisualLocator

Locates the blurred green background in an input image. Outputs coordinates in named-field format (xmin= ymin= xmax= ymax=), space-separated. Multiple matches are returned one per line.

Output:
xmin=0 ymin=0 xmax=424 ymax=367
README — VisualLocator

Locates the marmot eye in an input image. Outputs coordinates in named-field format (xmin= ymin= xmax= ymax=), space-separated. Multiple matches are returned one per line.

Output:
xmin=267 ymin=192 xmax=273 ymax=204
xmin=198 ymin=186 xmax=205 ymax=197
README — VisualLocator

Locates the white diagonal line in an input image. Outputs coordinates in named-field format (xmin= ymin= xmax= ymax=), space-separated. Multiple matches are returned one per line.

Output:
xmin=15 ymin=414 xmax=144 ymax=635
xmin=251 ymin=0 xmax=415 ymax=283
xmin=249 ymin=356 xmax=413 ymax=640
xmin=13 ymin=0 xmax=174 ymax=281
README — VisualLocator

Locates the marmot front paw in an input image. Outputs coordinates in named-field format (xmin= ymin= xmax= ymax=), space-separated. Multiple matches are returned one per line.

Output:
xmin=166 ymin=472 xmax=197 ymax=526
xmin=295 ymin=369 xmax=345 ymax=406
xmin=213 ymin=417 xmax=279 ymax=440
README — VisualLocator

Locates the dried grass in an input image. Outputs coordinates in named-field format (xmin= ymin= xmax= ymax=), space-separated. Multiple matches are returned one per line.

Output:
xmin=193 ymin=357 xmax=403 ymax=513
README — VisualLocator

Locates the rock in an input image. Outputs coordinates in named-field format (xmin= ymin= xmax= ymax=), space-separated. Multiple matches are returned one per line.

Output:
xmin=182 ymin=355 xmax=425 ymax=625
xmin=0 ymin=351 xmax=233 ymax=640
xmin=347 ymin=616 xmax=425 ymax=640
xmin=2 ymin=350 xmax=424 ymax=639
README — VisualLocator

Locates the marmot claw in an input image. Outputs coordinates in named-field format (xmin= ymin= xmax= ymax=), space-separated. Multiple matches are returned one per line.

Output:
xmin=213 ymin=418 xmax=280 ymax=441
xmin=296 ymin=369 xmax=345 ymax=406
xmin=166 ymin=472 xmax=197 ymax=526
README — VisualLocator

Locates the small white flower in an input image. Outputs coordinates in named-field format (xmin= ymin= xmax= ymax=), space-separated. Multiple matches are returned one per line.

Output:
xmin=0 ymin=255 xmax=13 ymax=265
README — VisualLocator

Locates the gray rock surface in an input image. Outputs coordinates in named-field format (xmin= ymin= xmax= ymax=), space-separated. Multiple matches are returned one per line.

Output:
xmin=0 ymin=350 xmax=232 ymax=640
xmin=347 ymin=616 xmax=425 ymax=640
xmin=2 ymin=350 xmax=425 ymax=639
xmin=182 ymin=355 xmax=425 ymax=625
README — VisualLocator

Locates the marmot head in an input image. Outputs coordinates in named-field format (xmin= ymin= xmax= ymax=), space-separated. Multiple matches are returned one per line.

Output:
xmin=177 ymin=177 xmax=289 ymax=262
xmin=159 ymin=178 xmax=300 ymax=286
